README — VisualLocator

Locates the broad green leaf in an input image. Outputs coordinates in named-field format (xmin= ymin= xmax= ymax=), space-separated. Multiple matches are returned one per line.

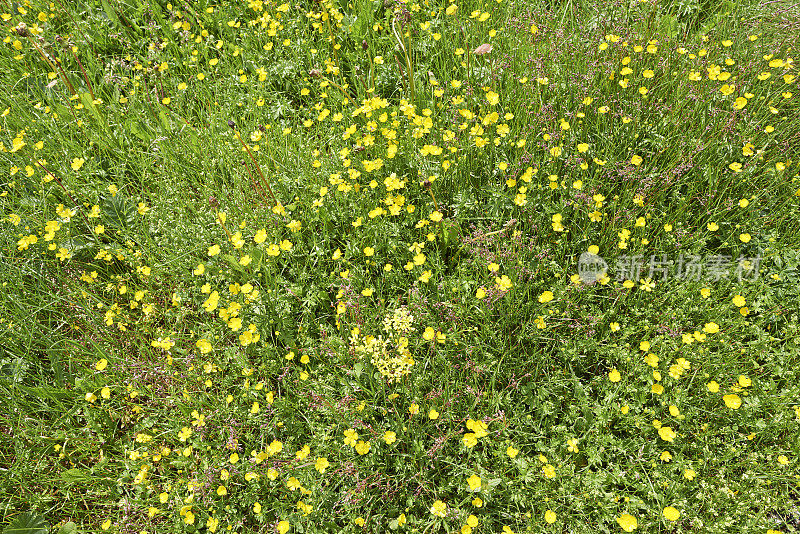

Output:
xmin=221 ymin=254 xmax=245 ymax=274
xmin=3 ymin=512 xmax=48 ymax=534
xmin=60 ymin=468 xmax=91 ymax=485
xmin=158 ymin=110 xmax=172 ymax=132
xmin=17 ymin=384 xmax=71 ymax=404
xmin=100 ymin=194 xmax=135 ymax=231
xmin=99 ymin=0 xmax=122 ymax=28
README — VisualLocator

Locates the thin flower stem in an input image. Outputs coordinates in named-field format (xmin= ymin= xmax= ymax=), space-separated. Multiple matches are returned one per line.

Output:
xmin=234 ymin=131 xmax=278 ymax=208
xmin=427 ymin=189 xmax=440 ymax=213
xmin=244 ymin=159 xmax=271 ymax=207
xmin=21 ymin=34 xmax=77 ymax=96
xmin=70 ymin=47 xmax=95 ymax=101
xmin=214 ymin=209 xmax=233 ymax=241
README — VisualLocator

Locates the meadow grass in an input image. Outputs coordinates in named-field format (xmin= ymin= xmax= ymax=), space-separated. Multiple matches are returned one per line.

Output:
xmin=1 ymin=0 xmax=799 ymax=532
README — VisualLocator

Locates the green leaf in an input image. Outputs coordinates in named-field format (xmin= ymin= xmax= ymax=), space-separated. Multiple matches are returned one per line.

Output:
xmin=149 ymin=1 xmax=172 ymax=34
xmin=100 ymin=194 xmax=136 ymax=231
xmin=277 ymin=329 xmax=296 ymax=349
xmin=99 ymin=0 xmax=122 ymax=28
xmin=62 ymin=238 xmax=96 ymax=264
xmin=657 ymin=14 xmax=680 ymax=38
xmin=79 ymin=93 xmax=111 ymax=140
xmin=3 ymin=512 xmax=49 ymax=534
xmin=221 ymin=254 xmax=245 ymax=274
xmin=441 ymin=219 xmax=461 ymax=248
xmin=126 ymin=118 xmax=152 ymax=142
xmin=56 ymin=522 xmax=77 ymax=534
xmin=158 ymin=110 xmax=172 ymax=132
xmin=16 ymin=384 xmax=71 ymax=407
xmin=60 ymin=468 xmax=91 ymax=485
xmin=250 ymin=248 xmax=264 ymax=270
xmin=0 ymin=358 xmax=28 ymax=383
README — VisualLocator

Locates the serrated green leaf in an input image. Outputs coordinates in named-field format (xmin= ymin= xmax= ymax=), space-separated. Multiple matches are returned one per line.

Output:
xmin=100 ymin=195 xmax=135 ymax=231
xmin=60 ymin=467 xmax=91 ymax=485
xmin=3 ymin=512 xmax=48 ymax=534
xmin=221 ymin=254 xmax=245 ymax=273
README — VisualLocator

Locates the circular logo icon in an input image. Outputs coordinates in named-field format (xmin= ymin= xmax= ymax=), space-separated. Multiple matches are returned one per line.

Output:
xmin=578 ymin=252 xmax=608 ymax=283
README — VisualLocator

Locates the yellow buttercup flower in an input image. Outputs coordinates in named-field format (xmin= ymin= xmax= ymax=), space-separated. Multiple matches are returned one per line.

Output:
xmin=616 ymin=513 xmax=638 ymax=532
xmin=663 ymin=506 xmax=680 ymax=521
xmin=545 ymin=510 xmax=557 ymax=524
xmin=315 ymin=457 xmax=330 ymax=473
xmin=430 ymin=500 xmax=447 ymax=517
xmin=724 ymin=394 xmax=742 ymax=409
xmin=658 ymin=426 xmax=676 ymax=442
xmin=703 ymin=322 xmax=719 ymax=334
xmin=355 ymin=440 xmax=371 ymax=455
